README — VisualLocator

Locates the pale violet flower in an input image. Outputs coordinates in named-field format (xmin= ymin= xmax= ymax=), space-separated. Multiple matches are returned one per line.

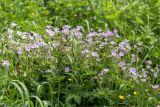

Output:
xmin=100 ymin=42 xmax=107 ymax=46
xmin=119 ymin=51 xmax=125 ymax=57
xmin=119 ymin=41 xmax=131 ymax=51
xmin=74 ymin=32 xmax=82 ymax=38
xmin=89 ymin=32 xmax=96 ymax=37
xmin=111 ymin=49 xmax=118 ymax=56
xmin=146 ymin=60 xmax=152 ymax=65
xmin=62 ymin=29 xmax=70 ymax=35
xmin=25 ymin=44 xmax=32 ymax=51
xmin=91 ymin=52 xmax=99 ymax=57
xmin=46 ymin=29 xmax=55 ymax=36
xmin=64 ymin=67 xmax=70 ymax=73
xmin=129 ymin=68 xmax=137 ymax=75
xmin=152 ymin=85 xmax=159 ymax=89
xmin=2 ymin=60 xmax=10 ymax=67
xmin=62 ymin=25 xmax=70 ymax=29
xmin=118 ymin=61 xmax=125 ymax=68
xmin=102 ymin=31 xmax=114 ymax=37
xmin=76 ymin=26 xmax=81 ymax=31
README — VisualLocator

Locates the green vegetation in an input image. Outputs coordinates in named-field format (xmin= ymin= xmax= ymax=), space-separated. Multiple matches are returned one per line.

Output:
xmin=0 ymin=0 xmax=160 ymax=106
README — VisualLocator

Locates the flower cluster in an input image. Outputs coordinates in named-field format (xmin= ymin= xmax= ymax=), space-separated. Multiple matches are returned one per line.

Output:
xmin=0 ymin=23 xmax=159 ymax=106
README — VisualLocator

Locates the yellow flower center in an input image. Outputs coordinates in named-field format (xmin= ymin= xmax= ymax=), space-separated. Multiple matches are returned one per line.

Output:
xmin=119 ymin=95 xmax=125 ymax=100
xmin=133 ymin=91 xmax=138 ymax=95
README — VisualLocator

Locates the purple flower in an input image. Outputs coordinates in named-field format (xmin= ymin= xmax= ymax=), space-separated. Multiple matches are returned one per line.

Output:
xmin=2 ymin=60 xmax=10 ymax=67
xmin=33 ymin=33 xmax=42 ymax=39
xmin=129 ymin=68 xmax=137 ymax=75
xmin=76 ymin=26 xmax=81 ymax=31
xmin=111 ymin=49 xmax=118 ymax=56
xmin=101 ymin=42 xmax=107 ymax=46
xmin=118 ymin=61 xmax=125 ymax=67
xmin=119 ymin=40 xmax=131 ymax=51
xmin=38 ymin=41 xmax=46 ymax=47
xmin=25 ymin=44 xmax=32 ymax=51
xmin=46 ymin=29 xmax=55 ymax=36
xmin=74 ymin=32 xmax=82 ymax=38
xmin=62 ymin=29 xmax=70 ymax=35
xmin=91 ymin=52 xmax=99 ymax=57
xmin=102 ymin=31 xmax=114 ymax=37
xmin=64 ymin=67 xmax=70 ymax=73
xmin=113 ymin=29 xmax=118 ymax=34
xmin=62 ymin=25 xmax=70 ymax=29
xmin=89 ymin=32 xmax=96 ymax=37
xmin=31 ymin=44 xmax=39 ymax=49
xmin=146 ymin=60 xmax=152 ymax=65
xmin=119 ymin=51 xmax=125 ymax=57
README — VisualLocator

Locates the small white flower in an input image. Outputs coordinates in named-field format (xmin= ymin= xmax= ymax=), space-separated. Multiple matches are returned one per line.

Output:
xmin=153 ymin=72 xmax=158 ymax=78
xmin=110 ymin=41 xmax=116 ymax=45
xmin=99 ymin=68 xmax=109 ymax=76
xmin=138 ymin=42 xmax=143 ymax=45
xmin=11 ymin=22 xmax=17 ymax=27
xmin=17 ymin=31 xmax=22 ymax=36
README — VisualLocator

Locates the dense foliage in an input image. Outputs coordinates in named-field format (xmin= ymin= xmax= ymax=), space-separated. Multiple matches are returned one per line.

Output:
xmin=0 ymin=0 xmax=160 ymax=107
